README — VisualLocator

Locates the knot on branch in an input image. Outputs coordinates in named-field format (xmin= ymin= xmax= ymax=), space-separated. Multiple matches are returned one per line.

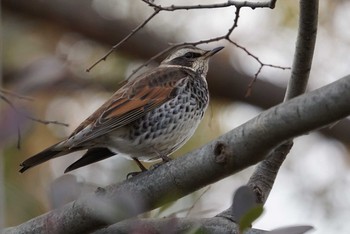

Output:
xmin=214 ymin=142 xmax=228 ymax=164
xmin=248 ymin=184 xmax=264 ymax=204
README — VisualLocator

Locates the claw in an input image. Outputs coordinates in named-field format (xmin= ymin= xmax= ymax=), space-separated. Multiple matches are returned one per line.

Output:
xmin=126 ymin=171 xmax=143 ymax=179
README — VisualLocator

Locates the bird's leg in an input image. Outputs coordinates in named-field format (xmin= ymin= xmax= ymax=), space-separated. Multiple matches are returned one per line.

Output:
xmin=126 ymin=158 xmax=147 ymax=179
xmin=133 ymin=157 xmax=148 ymax=171
xmin=153 ymin=147 xmax=172 ymax=162
xmin=149 ymin=148 xmax=172 ymax=170
xmin=160 ymin=154 xmax=172 ymax=162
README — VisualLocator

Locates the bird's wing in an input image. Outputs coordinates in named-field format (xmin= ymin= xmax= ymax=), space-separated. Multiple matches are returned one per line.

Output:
xmin=68 ymin=67 xmax=193 ymax=147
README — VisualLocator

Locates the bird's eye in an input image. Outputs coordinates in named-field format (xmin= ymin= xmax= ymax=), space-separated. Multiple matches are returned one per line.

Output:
xmin=183 ymin=52 xmax=201 ymax=59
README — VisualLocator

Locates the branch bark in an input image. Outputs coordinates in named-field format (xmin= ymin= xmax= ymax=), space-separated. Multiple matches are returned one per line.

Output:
xmin=247 ymin=0 xmax=319 ymax=205
xmin=4 ymin=75 xmax=350 ymax=234
xmin=284 ymin=0 xmax=318 ymax=100
xmin=92 ymin=217 xmax=267 ymax=234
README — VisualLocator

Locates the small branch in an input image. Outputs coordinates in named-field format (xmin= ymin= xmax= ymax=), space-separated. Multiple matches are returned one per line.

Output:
xmin=0 ymin=91 xmax=68 ymax=148
xmin=86 ymin=9 xmax=161 ymax=72
xmin=284 ymin=0 xmax=319 ymax=100
xmin=127 ymin=5 xmax=288 ymax=81
xmin=90 ymin=0 xmax=284 ymax=82
xmin=226 ymin=6 xmax=241 ymax=37
xmin=0 ymin=88 xmax=34 ymax=101
xmin=142 ymin=0 xmax=276 ymax=11
xmin=0 ymin=94 xmax=23 ymax=148
xmin=185 ymin=186 xmax=211 ymax=217
xmin=0 ymin=94 xmax=68 ymax=127
xmin=226 ymin=41 xmax=291 ymax=97
xmin=24 ymin=115 xmax=69 ymax=127
xmin=126 ymin=46 xmax=176 ymax=79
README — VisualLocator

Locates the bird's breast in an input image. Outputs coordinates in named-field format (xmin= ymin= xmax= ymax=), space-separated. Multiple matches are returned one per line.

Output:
xmin=107 ymin=76 xmax=209 ymax=160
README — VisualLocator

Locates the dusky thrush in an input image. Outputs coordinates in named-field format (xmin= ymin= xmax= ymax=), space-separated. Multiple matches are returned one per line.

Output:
xmin=19 ymin=45 xmax=224 ymax=174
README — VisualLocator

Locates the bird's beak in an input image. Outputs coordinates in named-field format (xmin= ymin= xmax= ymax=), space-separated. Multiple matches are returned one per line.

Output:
xmin=204 ymin=46 xmax=224 ymax=58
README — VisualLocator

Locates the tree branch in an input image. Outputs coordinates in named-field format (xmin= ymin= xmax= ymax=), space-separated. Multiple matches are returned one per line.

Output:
xmin=142 ymin=0 xmax=276 ymax=11
xmin=247 ymin=0 xmax=319 ymax=205
xmin=284 ymin=0 xmax=318 ymax=100
xmin=86 ymin=8 xmax=161 ymax=72
xmin=4 ymin=75 xmax=350 ymax=234
xmin=92 ymin=217 xmax=267 ymax=234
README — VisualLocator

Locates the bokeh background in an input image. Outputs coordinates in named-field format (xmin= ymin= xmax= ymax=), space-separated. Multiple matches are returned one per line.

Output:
xmin=1 ymin=0 xmax=350 ymax=233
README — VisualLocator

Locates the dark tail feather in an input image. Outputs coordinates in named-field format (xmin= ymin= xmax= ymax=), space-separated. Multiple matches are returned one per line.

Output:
xmin=64 ymin=148 xmax=115 ymax=173
xmin=19 ymin=142 xmax=69 ymax=173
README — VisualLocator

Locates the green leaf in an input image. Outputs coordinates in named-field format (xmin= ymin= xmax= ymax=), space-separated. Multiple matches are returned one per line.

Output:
xmin=238 ymin=204 xmax=264 ymax=233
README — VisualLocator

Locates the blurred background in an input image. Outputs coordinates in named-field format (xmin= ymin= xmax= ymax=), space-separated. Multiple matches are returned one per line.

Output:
xmin=1 ymin=0 xmax=350 ymax=233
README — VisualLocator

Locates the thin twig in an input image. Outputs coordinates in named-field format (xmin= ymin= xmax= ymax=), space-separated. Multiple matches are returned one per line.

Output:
xmin=0 ymin=88 xmax=34 ymax=101
xmin=17 ymin=124 xmax=21 ymax=149
xmin=126 ymin=46 xmax=176 ymax=79
xmin=127 ymin=7 xmax=240 ymax=79
xmin=0 ymin=93 xmax=68 ymax=127
xmin=0 ymin=94 xmax=22 ymax=149
xmin=226 ymin=40 xmax=291 ymax=96
xmin=0 ymin=93 xmax=68 ymax=148
xmin=185 ymin=186 xmax=211 ymax=217
xmin=226 ymin=6 xmax=241 ymax=36
xmin=89 ymin=0 xmax=282 ymax=83
xmin=86 ymin=9 xmax=161 ymax=72
xmin=245 ymin=66 xmax=264 ymax=97
xmin=24 ymin=115 xmax=69 ymax=127
xmin=142 ymin=0 xmax=275 ymax=11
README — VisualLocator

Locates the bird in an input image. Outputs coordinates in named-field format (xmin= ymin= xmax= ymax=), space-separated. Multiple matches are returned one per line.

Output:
xmin=19 ymin=45 xmax=224 ymax=174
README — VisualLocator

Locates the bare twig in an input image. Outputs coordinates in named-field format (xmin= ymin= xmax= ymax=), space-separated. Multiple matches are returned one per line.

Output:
xmin=0 ymin=88 xmax=34 ymax=101
xmin=0 ymin=91 xmax=68 ymax=148
xmin=142 ymin=0 xmax=276 ymax=11
xmin=126 ymin=46 xmax=176 ymax=79
xmin=0 ymin=93 xmax=69 ymax=127
xmin=127 ymin=4 xmax=288 ymax=82
xmin=24 ymin=115 xmax=69 ymax=127
xmin=86 ymin=9 xmax=161 ymax=72
xmin=226 ymin=41 xmax=291 ymax=97
xmin=89 ymin=0 xmax=285 ymax=87
xmin=185 ymin=186 xmax=211 ymax=217
xmin=1 ymin=94 xmax=25 ymax=148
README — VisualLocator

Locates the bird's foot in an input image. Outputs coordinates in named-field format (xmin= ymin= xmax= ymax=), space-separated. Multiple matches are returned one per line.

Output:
xmin=160 ymin=154 xmax=172 ymax=162
xmin=149 ymin=156 xmax=172 ymax=171
xmin=126 ymin=171 xmax=144 ymax=179
xmin=127 ymin=158 xmax=148 ymax=179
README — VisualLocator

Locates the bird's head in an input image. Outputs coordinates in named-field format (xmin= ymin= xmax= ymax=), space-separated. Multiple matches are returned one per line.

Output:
xmin=160 ymin=45 xmax=224 ymax=76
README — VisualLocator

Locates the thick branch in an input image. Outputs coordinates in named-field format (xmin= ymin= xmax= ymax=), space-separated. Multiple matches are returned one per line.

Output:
xmin=285 ymin=0 xmax=318 ymax=100
xmin=93 ymin=217 xmax=312 ymax=234
xmin=92 ymin=217 xmax=267 ymax=234
xmin=247 ymin=0 xmax=319 ymax=205
xmin=4 ymin=75 xmax=350 ymax=234
xmin=247 ymin=141 xmax=293 ymax=204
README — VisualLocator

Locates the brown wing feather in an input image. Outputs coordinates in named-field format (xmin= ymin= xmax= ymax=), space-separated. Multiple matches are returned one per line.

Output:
xmin=69 ymin=67 xmax=194 ymax=146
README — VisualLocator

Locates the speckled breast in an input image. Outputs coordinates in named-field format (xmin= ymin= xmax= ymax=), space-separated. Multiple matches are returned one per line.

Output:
xmin=124 ymin=75 xmax=209 ymax=160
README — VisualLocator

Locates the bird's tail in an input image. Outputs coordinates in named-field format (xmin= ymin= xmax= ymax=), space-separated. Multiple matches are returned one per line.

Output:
xmin=19 ymin=141 xmax=73 ymax=173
